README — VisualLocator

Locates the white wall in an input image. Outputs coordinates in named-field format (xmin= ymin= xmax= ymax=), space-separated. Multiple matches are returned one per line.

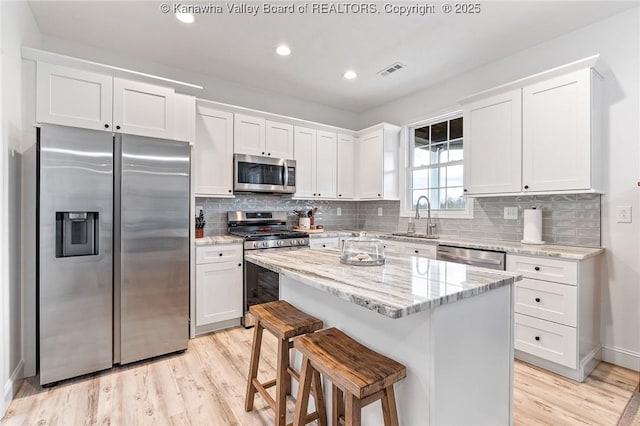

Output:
xmin=38 ymin=35 xmax=360 ymax=131
xmin=0 ymin=1 xmax=41 ymax=418
xmin=360 ymin=7 xmax=640 ymax=370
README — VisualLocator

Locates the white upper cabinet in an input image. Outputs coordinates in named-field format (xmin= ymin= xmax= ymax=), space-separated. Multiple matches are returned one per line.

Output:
xmin=461 ymin=59 xmax=602 ymax=196
xmin=463 ymin=89 xmax=522 ymax=195
xmin=36 ymin=62 xmax=113 ymax=131
xmin=315 ymin=131 xmax=337 ymax=199
xmin=234 ymin=114 xmax=294 ymax=159
xmin=355 ymin=125 xmax=400 ymax=200
xmin=265 ymin=120 xmax=294 ymax=159
xmin=293 ymin=127 xmax=337 ymax=199
xmin=293 ymin=126 xmax=316 ymax=198
xmin=522 ymin=69 xmax=598 ymax=192
xmin=36 ymin=62 xmax=183 ymax=140
xmin=113 ymin=78 xmax=175 ymax=139
xmin=234 ymin=114 xmax=266 ymax=156
xmin=194 ymin=102 xmax=234 ymax=196
xmin=336 ymin=133 xmax=355 ymax=199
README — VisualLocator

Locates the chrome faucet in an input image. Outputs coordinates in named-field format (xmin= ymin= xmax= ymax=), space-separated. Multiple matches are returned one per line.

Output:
xmin=415 ymin=195 xmax=436 ymax=236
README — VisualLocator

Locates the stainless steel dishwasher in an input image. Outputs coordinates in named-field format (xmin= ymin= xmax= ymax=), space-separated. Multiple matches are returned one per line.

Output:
xmin=436 ymin=245 xmax=506 ymax=270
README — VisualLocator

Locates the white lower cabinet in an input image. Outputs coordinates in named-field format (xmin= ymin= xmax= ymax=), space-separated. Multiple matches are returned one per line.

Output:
xmin=309 ymin=237 xmax=340 ymax=249
xmin=380 ymin=239 xmax=402 ymax=255
xmin=507 ymin=253 xmax=601 ymax=381
xmin=402 ymin=242 xmax=436 ymax=259
xmin=195 ymin=244 xmax=243 ymax=334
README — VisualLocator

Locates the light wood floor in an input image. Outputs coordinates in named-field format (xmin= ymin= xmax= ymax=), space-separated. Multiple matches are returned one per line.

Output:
xmin=1 ymin=326 xmax=638 ymax=425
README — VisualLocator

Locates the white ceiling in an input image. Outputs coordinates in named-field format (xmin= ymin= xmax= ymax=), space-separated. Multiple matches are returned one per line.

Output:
xmin=28 ymin=1 xmax=637 ymax=113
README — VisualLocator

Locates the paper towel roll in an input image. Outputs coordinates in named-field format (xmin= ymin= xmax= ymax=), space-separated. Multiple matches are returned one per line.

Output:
xmin=522 ymin=208 xmax=545 ymax=245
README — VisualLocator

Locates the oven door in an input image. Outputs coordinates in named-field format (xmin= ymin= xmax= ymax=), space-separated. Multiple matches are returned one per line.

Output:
xmin=234 ymin=154 xmax=296 ymax=194
xmin=243 ymin=261 xmax=280 ymax=327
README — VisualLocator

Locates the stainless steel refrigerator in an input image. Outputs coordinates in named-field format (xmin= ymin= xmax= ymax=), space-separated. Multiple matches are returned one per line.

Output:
xmin=38 ymin=123 xmax=190 ymax=385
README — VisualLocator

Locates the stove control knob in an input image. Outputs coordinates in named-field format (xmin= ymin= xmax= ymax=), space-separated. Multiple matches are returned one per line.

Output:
xmin=252 ymin=242 xmax=259 ymax=249
xmin=291 ymin=239 xmax=298 ymax=245
xmin=276 ymin=240 xmax=284 ymax=247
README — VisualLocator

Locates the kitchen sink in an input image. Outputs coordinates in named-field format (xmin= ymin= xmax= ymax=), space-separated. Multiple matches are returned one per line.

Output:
xmin=391 ymin=232 xmax=440 ymax=239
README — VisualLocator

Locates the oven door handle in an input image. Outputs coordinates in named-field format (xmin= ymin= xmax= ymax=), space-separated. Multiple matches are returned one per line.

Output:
xmin=282 ymin=160 xmax=289 ymax=188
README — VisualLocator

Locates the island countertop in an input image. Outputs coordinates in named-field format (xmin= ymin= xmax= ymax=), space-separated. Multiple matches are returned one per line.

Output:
xmin=244 ymin=248 xmax=521 ymax=319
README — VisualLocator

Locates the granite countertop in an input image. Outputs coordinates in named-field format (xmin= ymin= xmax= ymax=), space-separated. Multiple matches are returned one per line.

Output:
xmin=244 ymin=248 xmax=521 ymax=319
xmin=195 ymin=235 xmax=244 ymax=246
xmin=310 ymin=229 xmax=603 ymax=261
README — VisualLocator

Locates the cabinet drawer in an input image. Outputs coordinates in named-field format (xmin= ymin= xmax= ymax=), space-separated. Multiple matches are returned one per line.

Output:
xmin=507 ymin=255 xmax=577 ymax=285
xmin=515 ymin=278 xmax=577 ymax=326
xmin=196 ymin=244 xmax=243 ymax=265
xmin=515 ymin=313 xmax=577 ymax=368
xmin=309 ymin=237 xmax=340 ymax=249
xmin=403 ymin=243 xmax=436 ymax=259
xmin=380 ymin=240 xmax=402 ymax=255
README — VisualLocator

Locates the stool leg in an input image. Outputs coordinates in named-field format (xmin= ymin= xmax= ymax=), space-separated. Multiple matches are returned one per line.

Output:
xmin=311 ymin=369 xmax=327 ymax=426
xmin=293 ymin=356 xmax=314 ymax=426
xmin=244 ymin=322 xmax=263 ymax=411
xmin=275 ymin=336 xmax=289 ymax=426
xmin=344 ymin=393 xmax=362 ymax=426
xmin=381 ymin=386 xmax=399 ymax=426
xmin=331 ymin=384 xmax=344 ymax=426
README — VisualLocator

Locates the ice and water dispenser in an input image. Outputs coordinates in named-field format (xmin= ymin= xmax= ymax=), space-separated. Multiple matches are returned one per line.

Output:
xmin=55 ymin=212 xmax=99 ymax=257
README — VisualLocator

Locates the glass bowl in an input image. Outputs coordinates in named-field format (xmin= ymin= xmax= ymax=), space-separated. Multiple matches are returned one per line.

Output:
xmin=340 ymin=233 xmax=385 ymax=266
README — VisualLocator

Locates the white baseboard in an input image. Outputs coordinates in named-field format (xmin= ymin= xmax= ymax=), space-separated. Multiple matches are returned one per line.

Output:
xmin=2 ymin=360 xmax=24 ymax=418
xmin=601 ymin=345 xmax=640 ymax=371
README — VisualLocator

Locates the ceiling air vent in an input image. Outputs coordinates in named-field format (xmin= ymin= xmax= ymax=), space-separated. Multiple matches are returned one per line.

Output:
xmin=378 ymin=62 xmax=406 ymax=77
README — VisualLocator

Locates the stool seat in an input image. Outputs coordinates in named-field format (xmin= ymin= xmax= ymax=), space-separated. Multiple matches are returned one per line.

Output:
xmin=250 ymin=301 xmax=323 ymax=339
xmin=294 ymin=328 xmax=407 ymax=426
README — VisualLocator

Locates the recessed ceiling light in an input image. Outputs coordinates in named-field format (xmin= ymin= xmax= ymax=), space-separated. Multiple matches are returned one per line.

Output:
xmin=175 ymin=12 xmax=195 ymax=24
xmin=343 ymin=70 xmax=357 ymax=80
xmin=276 ymin=45 xmax=291 ymax=56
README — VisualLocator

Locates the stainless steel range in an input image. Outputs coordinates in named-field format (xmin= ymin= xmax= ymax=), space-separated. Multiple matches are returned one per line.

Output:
xmin=227 ymin=211 xmax=309 ymax=326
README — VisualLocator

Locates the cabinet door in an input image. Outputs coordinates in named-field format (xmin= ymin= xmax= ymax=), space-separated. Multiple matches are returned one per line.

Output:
xmin=174 ymin=93 xmax=196 ymax=143
xmin=522 ymin=69 xmax=591 ymax=192
xmin=194 ymin=104 xmax=234 ymax=196
xmin=357 ymin=130 xmax=384 ymax=199
xmin=36 ymin=62 xmax=113 ymax=131
xmin=113 ymin=78 xmax=175 ymax=138
xmin=196 ymin=261 xmax=243 ymax=326
xmin=463 ymin=89 xmax=522 ymax=195
xmin=337 ymin=133 xmax=355 ymax=199
xmin=234 ymin=114 xmax=265 ymax=156
xmin=266 ymin=120 xmax=294 ymax=159
xmin=294 ymin=126 xmax=316 ymax=198
xmin=315 ymin=131 xmax=337 ymax=199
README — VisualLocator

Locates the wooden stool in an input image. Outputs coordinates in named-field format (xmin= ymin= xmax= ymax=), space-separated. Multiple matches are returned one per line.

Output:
xmin=245 ymin=301 xmax=325 ymax=426
xmin=293 ymin=327 xmax=407 ymax=426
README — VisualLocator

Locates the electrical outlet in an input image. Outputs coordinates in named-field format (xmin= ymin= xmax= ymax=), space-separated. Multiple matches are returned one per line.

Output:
xmin=337 ymin=207 xmax=342 ymax=217
xmin=616 ymin=206 xmax=632 ymax=223
xmin=378 ymin=207 xmax=383 ymax=216
xmin=504 ymin=206 xmax=518 ymax=220
xmin=195 ymin=205 xmax=204 ymax=215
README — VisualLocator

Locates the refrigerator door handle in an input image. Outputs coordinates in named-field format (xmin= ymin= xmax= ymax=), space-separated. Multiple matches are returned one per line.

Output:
xmin=113 ymin=134 xmax=122 ymax=364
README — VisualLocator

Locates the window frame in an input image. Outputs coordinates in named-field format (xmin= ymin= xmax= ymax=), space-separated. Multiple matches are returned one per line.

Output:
xmin=400 ymin=110 xmax=474 ymax=219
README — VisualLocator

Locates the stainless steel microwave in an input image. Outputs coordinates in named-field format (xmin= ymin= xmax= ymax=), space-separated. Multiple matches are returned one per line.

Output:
xmin=233 ymin=154 xmax=296 ymax=194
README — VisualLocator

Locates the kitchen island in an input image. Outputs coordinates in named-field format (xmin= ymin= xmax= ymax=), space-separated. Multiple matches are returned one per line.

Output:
xmin=245 ymin=248 xmax=522 ymax=426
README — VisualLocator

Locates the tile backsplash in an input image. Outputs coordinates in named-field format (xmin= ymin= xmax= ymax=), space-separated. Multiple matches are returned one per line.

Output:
xmin=196 ymin=193 xmax=601 ymax=247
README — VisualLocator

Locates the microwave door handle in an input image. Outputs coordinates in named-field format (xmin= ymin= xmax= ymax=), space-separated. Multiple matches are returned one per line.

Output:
xmin=283 ymin=160 xmax=289 ymax=188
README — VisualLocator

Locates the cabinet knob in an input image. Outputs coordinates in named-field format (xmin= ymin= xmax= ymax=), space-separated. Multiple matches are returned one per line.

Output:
xmin=463 ymin=188 xmax=468 ymax=192
xmin=318 ymin=193 xmax=321 ymax=196
xmin=534 ymin=266 xmax=540 ymax=271
xmin=378 ymin=194 xmax=381 ymax=197
xmin=322 ymin=244 xmax=326 ymax=248
xmin=313 ymin=193 xmax=316 ymax=196
xmin=338 ymin=194 xmax=342 ymax=197
xmin=238 ymin=263 xmax=242 ymax=267
xmin=262 ymin=152 xmax=265 ymax=155
xmin=535 ymin=297 xmax=541 ymax=303
xmin=414 ymin=250 xmax=419 ymax=254
xmin=104 ymin=124 xmax=110 ymax=129
xmin=534 ymin=336 xmax=540 ymax=341
xmin=219 ymin=253 xmax=223 ymax=257
xmin=228 ymin=189 xmax=232 ymax=193
xmin=116 ymin=125 xmax=121 ymax=130
xmin=267 ymin=153 xmax=271 ymax=156
xmin=524 ymin=185 xmax=530 ymax=190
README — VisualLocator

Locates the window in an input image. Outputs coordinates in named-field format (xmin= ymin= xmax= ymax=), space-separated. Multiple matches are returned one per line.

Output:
xmin=403 ymin=111 xmax=472 ymax=218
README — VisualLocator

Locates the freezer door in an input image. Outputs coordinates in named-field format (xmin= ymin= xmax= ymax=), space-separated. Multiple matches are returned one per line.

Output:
xmin=118 ymin=134 xmax=190 ymax=364
xmin=39 ymin=124 xmax=113 ymax=385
